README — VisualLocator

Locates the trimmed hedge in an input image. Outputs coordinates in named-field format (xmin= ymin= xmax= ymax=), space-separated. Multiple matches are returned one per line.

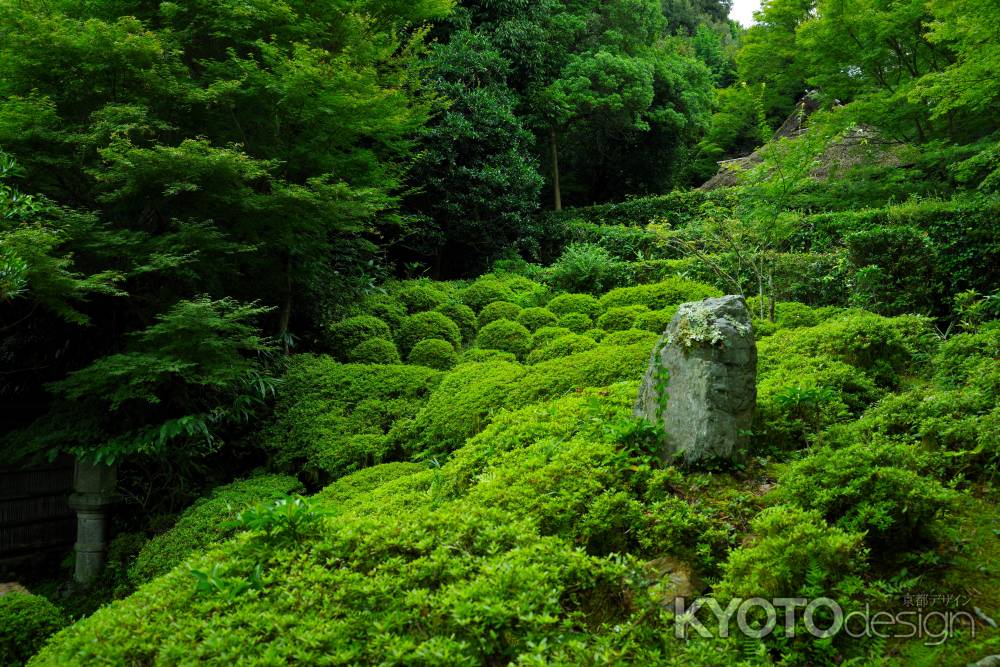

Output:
xmin=396 ymin=311 xmax=461 ymax=356
xmin=347 ymin=338 xmax=401 ymax=364
xmin=409 ymin=338 xmax=458 ymax=370
xmin=129 ymin=474 xmax=303 ymax=585
xmin=476 ymin=319 xmax=533 ymax=360
xmin=0 ymin=593 xmax=65 ymax=667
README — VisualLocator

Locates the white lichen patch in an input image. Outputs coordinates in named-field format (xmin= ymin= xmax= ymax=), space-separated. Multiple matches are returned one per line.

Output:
xmin=667 ymin=302 xmax=750 ymax=348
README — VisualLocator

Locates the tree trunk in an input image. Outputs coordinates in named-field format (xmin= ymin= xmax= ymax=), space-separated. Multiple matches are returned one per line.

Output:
xmin=549 ymin=126 xmax=562 ymax=212
xmin=278 ymin=255 xmax=292 ymax=352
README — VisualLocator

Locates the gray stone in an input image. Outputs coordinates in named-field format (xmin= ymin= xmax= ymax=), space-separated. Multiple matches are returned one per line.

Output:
xmin=634 ymin=295 xmax=756 ymax=464
xmin=69 ymin=459 xmax=117 ymax=584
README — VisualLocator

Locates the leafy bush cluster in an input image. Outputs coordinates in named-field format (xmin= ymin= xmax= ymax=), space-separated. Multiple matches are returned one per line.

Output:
xmin=0 ymin=593 xmax=66 ymax=667
xmin=129 ymin=474 xmax=304 ymax=585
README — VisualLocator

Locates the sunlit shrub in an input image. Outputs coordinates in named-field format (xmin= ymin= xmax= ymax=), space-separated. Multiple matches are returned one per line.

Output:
xmin=596 ymin=305 xmax=649 ymax=331
xmin=130 ymin=474 xmax=303 ymax=584
xmin=526 ymin=333 xmax=597 ymax=364
xmin=398 ymin=283 xmax=446 ymax=313
xmin=476 ymin=319 xmax=533 ymax=359
xmin=546 ymin=293 xmax=599 ymax=317
xmin=409 ymin=338 xmax=458 ymax=370
xmin=460 ymin=279 xmax=516 ymax=313
xmin=327 ymin=315 xmax=391 ymax=359
xmin=597 ymin=277 xmax=722 ymax=313
xmin=773 ymin=440 xmax=956 ymax=551
xmin=396 ymin=311 xmax=461 ymax=356
xmin=531 ymin=326 xmax=574 ymax=349
xmin=0 ymin=593 xmax=66 ymax=667
xmin=347 ymin=338 xmax=401 ymax=364
xmin=478 ymin=301 xmax=523 ymax=327
xmin=556 ymin=312 xmax=592 ymax=333
xmin=549 ymin=243 xmax=625 ymax=294
xmin=517 ymin=307 xmax=558 ymax=332
xmin=263 ymin=356 xmax=440 ymax=480
xmin=715 ymin=505 xmax=865 ymax=600
xmin=435 ymin=302 xmax=477 ymax=343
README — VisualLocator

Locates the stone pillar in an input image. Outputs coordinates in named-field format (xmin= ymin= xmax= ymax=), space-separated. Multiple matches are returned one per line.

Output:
xmin=634 ymin=295 xmax=757 ymax=465
xmin=68 ymin=459 xmax=116 ymax=584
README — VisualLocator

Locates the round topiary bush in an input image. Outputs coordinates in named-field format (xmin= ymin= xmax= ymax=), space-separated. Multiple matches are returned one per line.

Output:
xmin=0 ymin=592 xmax=66 ymax=666
xmin=478 ymin=301 xmax=523 ymax=327
xmin=476 ymin=319 xmax=533 ymax=359
xmin=398 ymin=284 xmax=446 ymax=314
xmin=597 ymin=277 xmax=722 ymax=313
xmin=556 ymin=312 xmax=592 ymax=333
xmin=461 ymin=279 xmax=516 ymax=313
xmin=517 ymin=307 xmax=558 ymax=332
xmin=348 ymin=338 xmax=401 ymax=364
xmin=409 ymin=338 xmax=458 ymax=370
xmin=360 ymin=294 xmax=406 ymax=330
xmin=435 ymin=303 xmax=477 ymax=343
xmin=460 ymin=348 xmax=518 ymax=364
xmin=531 ymin=326 xmax=574 ymax=349
xmin=596 ymin=305 xmax=650 ymax=332
xmin=547 ymin=293 xmax=600 ymax=317
xmin=634 ymin=306 xmax=678 ymax=333
xmin=328 ymin=316 xmax=392 ymax=358
xmin=526 ymin=333 xmax=598 ymax=364
xmin=601 ymin=329 xmax=658 ymax=347
xmin=396 ymin=311 xmax=461 ymax=356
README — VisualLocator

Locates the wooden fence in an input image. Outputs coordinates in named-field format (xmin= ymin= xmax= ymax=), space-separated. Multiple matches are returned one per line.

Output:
xmin=0 ymin=457 xmax=75 ymax=572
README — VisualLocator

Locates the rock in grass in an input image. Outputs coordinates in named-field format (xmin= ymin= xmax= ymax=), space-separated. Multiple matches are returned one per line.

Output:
xmin=634 ymin=295 xmax=756 ymax=465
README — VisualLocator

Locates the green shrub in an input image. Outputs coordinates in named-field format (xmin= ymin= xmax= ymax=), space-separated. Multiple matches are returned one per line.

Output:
xmin=526 ymin=334 xmax=598 ymax=364
xmin=461 ymin=279 xmax=516 ymax=313
xmin=347 ymin=338 xmax=401 ymax=364
xmin=531 ymin=326 xmax=574 ymax=349
xmin=408 ymin=338 xmax=458 ymax=370
xmin=314 ymin=462 xmax=426 ymax=510
xmin=478 ymin=301 xmax=523 ymax=327
xmin=756 ymin=312 xmax=934 ymax=389
xmin=130 ymin=474 xmax=303 ymax=584
xmin=584 ymin=328 xmax=606 ymax=342
xmin=634 ymin=306 xmax=677 ymax=333
xmin=404 ymin=360 xmax=528 ymax=458
xmin=596 ymin=305 xmax=649 ymax=331
xmin=546 ymin=293 xmax=599 ymax=317
xmin=485 ymin=273 xmax=550 ymax=308
xmin=397 ymin=283 xmax=446 ymax=313
xmin=0 ymin=593 xmax=65 ymax=667
xmin=853 ymin=324 xmax=1000 ymax=481
xmin=715 ymin=505 xmax=865 ymax=600
xmin=556 ymin=312 xmax=592 ymax=333
xmin=511 ymin=341 xmax=650 ymax=406
xmin=460 ymin=348 xmax=518 ymax=364
xmin=597 ymin=277 xmax=722 ymax=313
xmin=358 ymin=294 xmax=407 ymax=330
xmin=262 ymin=356 xmax=441 ymax=481
xmin=435 ymin=302 xmax=477 ymax=343
xmin=755 ymin=353 xmax=882 ymax=450
xmin=549 ymin=243 xmax=625 ymax=294
xmin=600 ymin=329 xmax=657 ymax=347
xmin=396 ymin=311 xmax=461 ymax=356
xmin=327 ymin=315 xmax=391 ymax=359
xmin=476 ymin=319 xmax=533 ymax=360
xmin=517 ymin=307 xmax=558 ymax=332
xmin=773 ymin=440 xmax=956 ymax=551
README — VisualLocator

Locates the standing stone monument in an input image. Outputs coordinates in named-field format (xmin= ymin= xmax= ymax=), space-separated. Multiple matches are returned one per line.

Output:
xmin=68 ymin=459 xmax=116 ymax=584
xmin=634 ymin=295 xmax=756 ymax=464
